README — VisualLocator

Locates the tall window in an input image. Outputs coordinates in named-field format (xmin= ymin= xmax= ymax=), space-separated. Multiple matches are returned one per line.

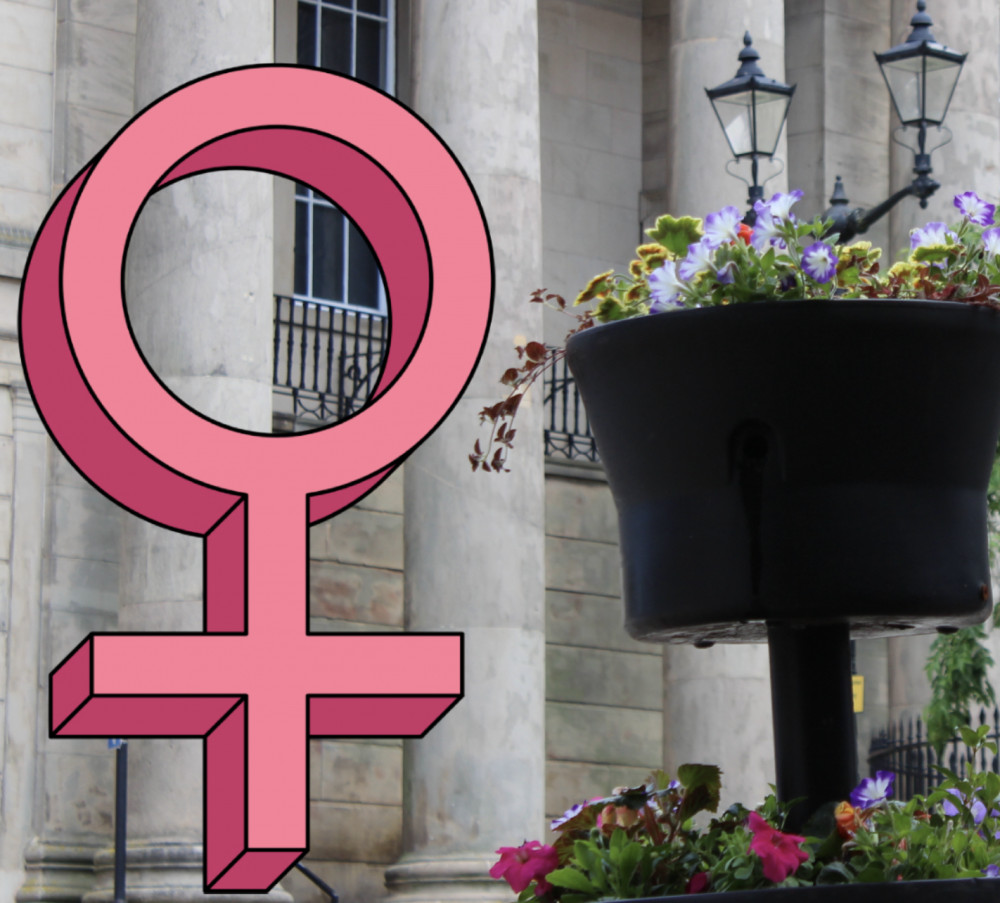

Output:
xmin=295 ymin=0 xmax=394 ymax=312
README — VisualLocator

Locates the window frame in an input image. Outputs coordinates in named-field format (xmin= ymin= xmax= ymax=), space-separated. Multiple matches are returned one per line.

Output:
xmin=293 ymin=0 xmax=395 ymax=315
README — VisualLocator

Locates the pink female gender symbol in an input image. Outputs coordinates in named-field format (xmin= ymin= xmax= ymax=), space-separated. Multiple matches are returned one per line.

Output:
xmin=19 ymin=66 xmax=492 ymax=893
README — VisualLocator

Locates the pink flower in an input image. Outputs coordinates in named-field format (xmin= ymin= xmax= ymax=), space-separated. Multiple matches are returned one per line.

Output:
xmin=746 ymin=812 xmax=809 ymax=884
xmin=686 ymin=872 xmax=711 ymax=893
xmin=490 ymin=840 xmax=559 ymax=894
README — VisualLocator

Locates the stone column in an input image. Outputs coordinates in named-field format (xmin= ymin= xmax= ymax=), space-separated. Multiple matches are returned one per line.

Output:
xmin=84 ymin=2 xmax=286 ymax=900
xmin=784 ymin=2 xmax=892 ymax=243
xmin=886 ymin=0 xmax=1000 ymax=726
xmin=665 ymin=0 xmax=787 ymax=219
xmin=385 ymin=3 xmax=546 ymax=903
xmin=658 ymin=1 xmax=786 ymax=809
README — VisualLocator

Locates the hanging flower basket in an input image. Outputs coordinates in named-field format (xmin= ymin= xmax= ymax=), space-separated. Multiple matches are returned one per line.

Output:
xmin=565 ymin=299 xmax=1000 ymax=644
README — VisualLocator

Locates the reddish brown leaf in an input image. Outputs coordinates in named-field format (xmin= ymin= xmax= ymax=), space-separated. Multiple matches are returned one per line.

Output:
xmin=500 ymin=393 xmax=523 ymax=418
xmin=525 ymin=341 xmax=547 ymax=363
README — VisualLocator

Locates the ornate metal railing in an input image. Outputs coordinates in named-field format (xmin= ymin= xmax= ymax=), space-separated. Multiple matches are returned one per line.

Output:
xmin=272 ymin=295 xmax=387 ymax=425
xmin=543 ymin=351 xmax=599 ymax=463
xmin=867 ymin=707 xmax=1000 ymax=799
xmin=272 ymin=297 xmax=601 ymax=464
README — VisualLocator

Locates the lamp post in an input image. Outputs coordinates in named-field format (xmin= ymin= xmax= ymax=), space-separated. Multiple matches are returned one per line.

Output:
xmin=705 ymin=32 xmax=795 ymax=224
xmin=823 ymin=0 xmax=966 ymax=242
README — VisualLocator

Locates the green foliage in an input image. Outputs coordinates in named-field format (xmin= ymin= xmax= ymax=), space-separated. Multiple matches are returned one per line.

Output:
xmin=491 ymin=751 xmax=1000 ymax=902
xmin=644 ymin=215 xmax=703 ymax=257
xmin=924 ymin=625 xmax=996 ymax=759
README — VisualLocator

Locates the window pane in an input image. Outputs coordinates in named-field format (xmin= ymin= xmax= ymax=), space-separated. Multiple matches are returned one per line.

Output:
xmin=347 ymin=224 xmax=381 ymax=310
xmin=297 ymin=1 xmax=317 ymax=65
xmin=320 ymin=8 xmax=352 ymax=75
xmin=294 ymin=201 xmax=309 ymax=296
xmin=358 ymin=0 xmax=386 ymax=15
xmin=312 ymin=205 xmax=345 ymax=301
xmin=356 ymin=17 xmax=386 ymax=88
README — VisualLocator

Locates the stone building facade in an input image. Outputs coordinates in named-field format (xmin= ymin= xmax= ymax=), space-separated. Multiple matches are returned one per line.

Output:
xmin=0 ymin=1 xmax=999 ymax=901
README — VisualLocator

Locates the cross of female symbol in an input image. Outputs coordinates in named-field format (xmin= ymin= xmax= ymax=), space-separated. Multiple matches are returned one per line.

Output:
xmin=19 ymin=67 xmax=493 ymax=894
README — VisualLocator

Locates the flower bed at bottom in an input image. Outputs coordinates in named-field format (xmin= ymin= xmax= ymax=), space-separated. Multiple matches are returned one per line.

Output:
xmin=627 ymin=879 xmax=998 ymax=902
xmin=491 ymin=728 xmax=1000 ymax=900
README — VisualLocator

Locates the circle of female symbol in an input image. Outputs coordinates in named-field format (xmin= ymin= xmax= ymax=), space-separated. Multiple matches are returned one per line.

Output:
xmin=20 ymin=66 xmax=492 ymax=894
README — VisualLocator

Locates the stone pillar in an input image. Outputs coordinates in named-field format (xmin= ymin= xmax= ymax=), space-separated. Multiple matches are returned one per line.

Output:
xmin=385 ymin=3 xmax=546 ymax=903
xmin=665 ymin=0 xmax=787 ymax=219
xmin=83 ymin=2 xmax=286 ymax=900
xmin=658 ymin=1 xmax=785 ymax=810
xmin=886 ymin=0 xmax=1000 ymax=724
xmin=4 ymin=388 xmax=53 ymax=901
xmin=784 ymin=2 xmax=892 ymax=244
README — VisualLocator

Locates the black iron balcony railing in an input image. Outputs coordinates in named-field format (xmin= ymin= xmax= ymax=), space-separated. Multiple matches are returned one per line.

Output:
xmin=272 ymin=295 xmax=600 ymax=463
xmin=273 ymin=295 xmax=387 ymax=424
xmin=543 ymin=350 xmax=599 ymax=463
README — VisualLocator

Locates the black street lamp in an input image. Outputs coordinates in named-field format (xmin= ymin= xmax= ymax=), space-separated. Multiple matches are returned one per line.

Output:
xmin=824 ymin=0 xmax=966 ymax=242
xmin=705 ymin=32 xmax=795 ymax=223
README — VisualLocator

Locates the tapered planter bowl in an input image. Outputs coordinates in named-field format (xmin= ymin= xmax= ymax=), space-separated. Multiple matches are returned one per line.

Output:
xmin=565 ymin=300 xmax=1000 ymax=644
xmin=628 ymin=878 xmax=999 ymax=903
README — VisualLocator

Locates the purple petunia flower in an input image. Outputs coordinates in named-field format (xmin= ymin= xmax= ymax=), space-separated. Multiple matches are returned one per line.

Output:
xmin=716 ymin=259 xmax=738 ymax=285
xmin=754 ymin=190 xmax=803 ymax=224
xmin=984 ymin=865 xmax=1000 ymax=878
xmin=678 ymin=237 xmax=717 ymax=282
xmin=703 ymin=206 xmax=743 ymax=249
xmin=801 ymin=241 xmax=837 ymax=284
xmin=942 ymin=787 xmax=988 ymax=825
xmin=648 ymin=261 xmax=686 ymax=313
xmin=550 ymin=801 xmax=586 ymax=831
xmin=954 ymin=191 xmax=996 ymax=227
xmin=751 ymin=211 xmax=786 ymax=252
xmin=910 ymin=221 xmax=956 ymax=251
xmin=850 ymin=771 xmax=894 ymax=809
xmin=983 ymin=227 xmax=1000 ymax=259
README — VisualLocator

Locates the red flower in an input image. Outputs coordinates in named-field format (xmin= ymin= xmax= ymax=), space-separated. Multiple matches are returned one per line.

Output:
xmin=490 ymin=840 xmax=559 ymax=894
xmin=746 ymin=812 xmax=809 ymax=884
xmin=737 ymin=223 xmax=753 ymax=245
xmin=686 ymin=872 xmax=710 ymax=893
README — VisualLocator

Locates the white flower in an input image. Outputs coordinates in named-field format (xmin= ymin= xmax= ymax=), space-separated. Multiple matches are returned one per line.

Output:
xmin=678 ymin=238 xmax=716 ymax=281
xmin=648 ymin=261 xmax=686 ymax=313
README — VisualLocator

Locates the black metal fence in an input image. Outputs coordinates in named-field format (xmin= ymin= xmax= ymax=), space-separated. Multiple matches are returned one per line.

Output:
xmin=543 ymin=350 xmax=600 ymax=463
xmin=272 ymin=297 xmax=602 ymax=463
xmin=273 ymin=295 xmax=387 ymax=424
xmin=867 ymin=707 xmax=1000 ymax=799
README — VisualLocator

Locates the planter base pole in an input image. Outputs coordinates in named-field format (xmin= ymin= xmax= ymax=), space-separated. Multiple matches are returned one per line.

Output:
xmin=766 ymin=623 xmax=857 ymax=833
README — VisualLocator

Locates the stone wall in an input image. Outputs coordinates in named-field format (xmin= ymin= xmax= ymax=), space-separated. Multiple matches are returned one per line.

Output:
xmin=544 ymin=474 xmax=663 ymax=824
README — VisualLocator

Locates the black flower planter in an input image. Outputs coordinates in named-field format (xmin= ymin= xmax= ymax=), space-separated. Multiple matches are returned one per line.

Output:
xmin=566 ymin=300 xmax=1000 ymax=644
xmin=633 ymin=878 xmax=999 ymax=903
xmin=566 ymin=299 xmax=1000 ymax=832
